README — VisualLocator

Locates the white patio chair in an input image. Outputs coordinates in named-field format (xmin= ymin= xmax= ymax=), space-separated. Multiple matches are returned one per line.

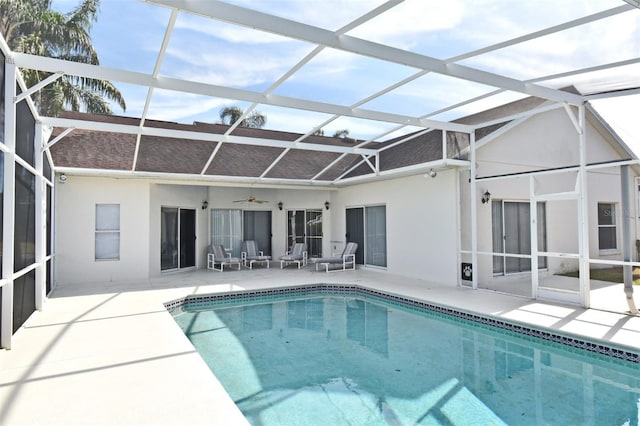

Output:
xmin=279 ymin=243 xmax=308 ymax=269
xmin=313 ymin=242 xmax=358 ymax=272
xmin=207 ymin=244 xmax=241 ymax=271
xmin=241 ymin=240 xmax=271 ymax=269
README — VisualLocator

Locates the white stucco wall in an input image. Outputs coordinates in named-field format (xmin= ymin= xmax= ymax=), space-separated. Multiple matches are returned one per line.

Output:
xmin=460 ymin=108 xmax=635 ymax=285
xmin=55 ymin=175 xmax=151 ymax=284
xmin=476 ymin=108 xmax=625 ymax=177
xmin=332 ymin=171 xmax=459 ymax=285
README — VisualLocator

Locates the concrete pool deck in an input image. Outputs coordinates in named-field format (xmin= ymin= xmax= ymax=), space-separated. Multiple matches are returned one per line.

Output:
xmin=1 ymin=267 xmax=639 ymax=425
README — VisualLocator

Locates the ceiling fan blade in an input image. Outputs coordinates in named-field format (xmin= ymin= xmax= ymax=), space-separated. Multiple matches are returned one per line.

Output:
xmin=232 ymin=199 xmax=246 ymax=203
xmin=255 ymin=200 xmax=269 ymax=204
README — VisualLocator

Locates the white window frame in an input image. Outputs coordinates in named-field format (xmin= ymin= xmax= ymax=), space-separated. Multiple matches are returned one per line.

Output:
xmin=95 ymin=204 xmax=120 ymax=261
xmin=597 ymin=202 xmax=617 ymax=253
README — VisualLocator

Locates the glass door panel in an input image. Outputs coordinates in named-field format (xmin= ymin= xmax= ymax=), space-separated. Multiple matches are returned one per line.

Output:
xmin=306 ymin=209 xmax=322 ymax=258
xmin=179 ymin=209 xmax=196 ymax=268
xmin=161 ymin=207 xmax=178 ymax=271
xmin=211 ymin=209 xmax=242 ymax=257
xmin=346 ymin=207 xmax=365 ymax=265
xmin=493 ymin=201 xmax=547 ymax=275
xmin=287 ymin=210 xmax=305 ymax=249
xmin=244 ymin=210 xmax=272 ymax=256
xmin=365 ymin=206 xmax=387 ymax=267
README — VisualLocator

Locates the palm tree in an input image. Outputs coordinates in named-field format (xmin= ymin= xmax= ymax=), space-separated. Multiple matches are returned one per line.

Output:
xmin=0 ymin=0 xmax=126 ymax=116
xmin=313 ymin=128 xmax=351 ymax=139
xmin=219 ymin=106 xmax=266 ymax=129
xmin=332 ymin=129 xmax=349 ymax=139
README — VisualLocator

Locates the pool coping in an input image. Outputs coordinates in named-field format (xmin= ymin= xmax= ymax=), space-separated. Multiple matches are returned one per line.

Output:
xmin=164 ymin=283 xmax=640 ymax=364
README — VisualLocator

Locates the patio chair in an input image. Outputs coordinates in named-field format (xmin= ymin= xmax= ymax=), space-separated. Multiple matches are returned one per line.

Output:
xmin=313 ymin=242 xmax=358 ymax=272
xmin=241 ymin=240 xmax=271 ymax=269
xmin=279 ymin=242 xmax=308 ymax=269
xmin=207 ymin=244 xmax=241 ymax=271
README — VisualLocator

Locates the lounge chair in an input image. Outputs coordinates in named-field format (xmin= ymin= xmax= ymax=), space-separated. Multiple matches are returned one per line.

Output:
xmin=313 ymin=242 xmax=358 ymax=272
xmin=241 ymin=240 xmax=271 ymax=269
xmin=207 ymin=244 xmax=241 ymax=271
xmin=279 ymin=243 xmax=308 ymax=269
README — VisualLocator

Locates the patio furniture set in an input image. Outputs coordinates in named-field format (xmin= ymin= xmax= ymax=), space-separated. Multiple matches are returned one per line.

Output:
xmin=206 ymin=241 xmax=358 ymax=273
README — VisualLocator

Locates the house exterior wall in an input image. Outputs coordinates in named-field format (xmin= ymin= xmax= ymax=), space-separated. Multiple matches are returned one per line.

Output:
xmin=460 ymin=108 xmax=635 ymax=286
xmin=55 ymin=176 xmax=151 ymax=284
xmin=55 ymin=180 xmax=336 ymax=284
xmin=332 ymin=171 xmax=459 ymax=285
xmin=53 ymin=108 xmax=632 ymax=291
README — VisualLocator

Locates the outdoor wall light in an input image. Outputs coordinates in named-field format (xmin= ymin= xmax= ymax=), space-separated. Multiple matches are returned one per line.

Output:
xmin=278 ymin=201 xmax=283 ymax=211
xmin=58 ymin=173 xmax=67 ymax=184
xmin=424 ymin=169 xmax=437 ymax=179
xmin=481 ymin=190 xmax=491 ymax=204
xmin=324 ymin=201 xmax=330 ymax=210
xmin=201 ymin=200 xmax=209 ymax=210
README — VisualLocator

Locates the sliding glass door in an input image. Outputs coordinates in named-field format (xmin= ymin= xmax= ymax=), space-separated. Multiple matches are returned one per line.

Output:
xmin=287 ymin=209 xmax=323 ymax=258
xmin=244 ymin=210 xmax=272 ymax=256
xmin=161 ymin=207 xmax=196 ymax=271
xmin=346 ymin=205 xmax=386 ymax=267
xmin=492 ymin=201 xmax=547 ymax=275
xmin=306 ymin=209 xmax=323 ymax=258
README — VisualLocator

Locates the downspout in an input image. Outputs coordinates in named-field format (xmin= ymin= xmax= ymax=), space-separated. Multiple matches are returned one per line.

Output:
xmin=621 ymin=165 xmax=638 ymax=314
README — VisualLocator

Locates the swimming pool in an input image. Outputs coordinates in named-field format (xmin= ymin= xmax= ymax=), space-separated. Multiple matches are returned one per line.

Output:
xmin=168 ymin=285 xmax=640 ymax=425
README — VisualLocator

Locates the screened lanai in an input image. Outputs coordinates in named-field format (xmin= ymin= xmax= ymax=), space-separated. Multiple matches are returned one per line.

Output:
xmin=1 ymin=0 xmax=639 ymax=348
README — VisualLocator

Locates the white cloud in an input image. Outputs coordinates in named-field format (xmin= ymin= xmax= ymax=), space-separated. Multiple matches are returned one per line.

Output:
xmin=458 ymin=6 xmax=639 ymax=80
xmin=347 ymin=0 xmax=465 ymax=48
xmin=140 ymin=91 xmax=229 ymax=123
xmin=174 ymin=13 xmax=292 ymax=44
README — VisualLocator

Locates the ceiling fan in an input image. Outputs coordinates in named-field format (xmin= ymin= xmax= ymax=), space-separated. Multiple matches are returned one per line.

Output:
xmin=233 ymin=195 xmax=269 ymax=204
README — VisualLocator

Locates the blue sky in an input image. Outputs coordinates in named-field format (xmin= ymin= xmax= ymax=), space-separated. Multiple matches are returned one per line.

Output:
xmin=51 ymin=0 xmax=640 ymax=151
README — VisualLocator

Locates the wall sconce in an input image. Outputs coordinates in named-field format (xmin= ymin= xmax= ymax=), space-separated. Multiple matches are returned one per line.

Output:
xmin=324 ymin=201 xmax=330 ymax=210
xmin=481 ymin=190 xmax=491 ymax=204
xmin=201 ymin=200 xmax=209 ymax=210
xmin=58 ymin=173 xmax=67 ymax=184
xmin=278 ymin=201 xmax=283 ymax=211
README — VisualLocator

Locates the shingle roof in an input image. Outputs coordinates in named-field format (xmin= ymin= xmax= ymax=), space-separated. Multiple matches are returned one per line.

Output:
xmin=50 ymin=127 xmax=136 ymax=170
xmin=47 ymin=94 xmax=575 ymax=183
xmin=136 ymin=136 xmax=217 ymax=174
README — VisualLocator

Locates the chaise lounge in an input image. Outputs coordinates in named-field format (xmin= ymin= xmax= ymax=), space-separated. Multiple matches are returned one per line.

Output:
xmin=241 ymin=240 xmax=271 ymax=269
xmin=313 ymin=242 xmax=358 ymax=272
xmin=279 ymin=243 xmax=308 ymax=269
xmin=207 ymin=244 xmax=242 ymax=271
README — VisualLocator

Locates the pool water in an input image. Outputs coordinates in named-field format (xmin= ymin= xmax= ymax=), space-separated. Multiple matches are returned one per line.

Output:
xmin=173 ymin=294 xmax=640 ymax=425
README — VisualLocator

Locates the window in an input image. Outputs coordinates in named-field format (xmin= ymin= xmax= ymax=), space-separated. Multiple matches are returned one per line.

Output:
xmin=597 ymin=203 xmax=617 ymax=251
xmin=95 ymin=204 xmax=120 ymax=260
